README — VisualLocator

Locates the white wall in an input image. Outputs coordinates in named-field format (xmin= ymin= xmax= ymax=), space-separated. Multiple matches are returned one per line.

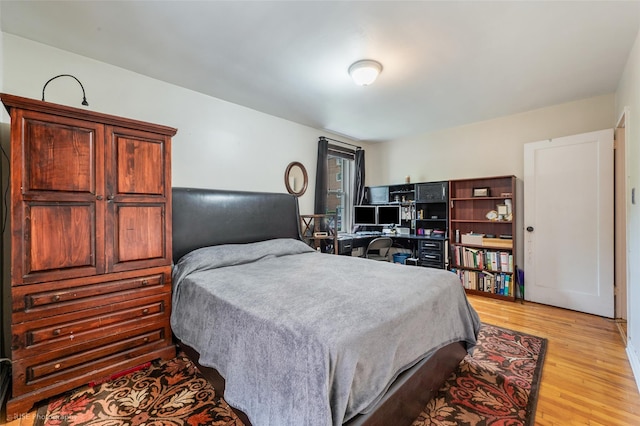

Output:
xmin=0 ymin=34 xmax=367 ymax=215
xmin=365 ymin=93 xmax=615 ymax=277
xmin=616 ymin=27 xmax=640 ymax=392
xmin=367 ymin=94 xmax=615 ymax=186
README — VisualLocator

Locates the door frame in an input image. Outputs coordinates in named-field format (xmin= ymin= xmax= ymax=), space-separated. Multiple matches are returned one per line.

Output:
xmin=616 ymin=108 xmax=629 ymax=321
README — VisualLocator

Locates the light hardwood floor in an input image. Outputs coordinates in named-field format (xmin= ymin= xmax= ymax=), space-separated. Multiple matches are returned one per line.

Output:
xmin=468 ymin=295 xmax=640 ymax=425
xmin=2 ymin=295 xmax=639 ymax=425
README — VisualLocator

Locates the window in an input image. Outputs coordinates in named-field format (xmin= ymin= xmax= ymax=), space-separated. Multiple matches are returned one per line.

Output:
xmin=326 ymin=150 xmax=353 ymax=233
xmin=315 ymin=137 xmax=364 ymax=234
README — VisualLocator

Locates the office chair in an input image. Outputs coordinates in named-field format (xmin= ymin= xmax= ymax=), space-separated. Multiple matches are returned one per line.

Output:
xmin=365 ymin=237 xmax=393 ymax=261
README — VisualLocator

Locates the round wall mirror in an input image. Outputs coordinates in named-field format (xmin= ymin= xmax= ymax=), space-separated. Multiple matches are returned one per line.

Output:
xmin=284 ymin=161 xmax=308 ymax=197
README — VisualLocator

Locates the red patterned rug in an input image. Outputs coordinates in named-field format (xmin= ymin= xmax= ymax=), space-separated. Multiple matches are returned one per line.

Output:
xmin=414 ymin=324 xmax=546 ymax=426
xmin=35 ymin=324 xmax=546 ymax=426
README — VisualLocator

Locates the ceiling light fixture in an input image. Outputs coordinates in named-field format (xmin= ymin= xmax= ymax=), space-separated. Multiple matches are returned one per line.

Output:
xmin=348 ymin=60 xmax=383 ymax=86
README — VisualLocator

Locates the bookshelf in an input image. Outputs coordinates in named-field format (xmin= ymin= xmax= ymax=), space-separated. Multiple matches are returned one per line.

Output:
xmin=449 ymin=176 xmax=517 ymax=301
xmin=300 ymin=214 xmax=338 ymax=254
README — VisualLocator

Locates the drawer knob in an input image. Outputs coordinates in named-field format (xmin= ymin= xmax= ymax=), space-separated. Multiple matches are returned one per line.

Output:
xmin=142 ymin=280 xmax=148 ymax=286
xmin=54 ymin=363 xmax=61 ymax=369
xmin=142 ymin=308 xmax=149 ymax=315
xmin=53 ymin=329 xmax=61 ymax=336
xmin=52 ymin=295 xmax=60 ymax=302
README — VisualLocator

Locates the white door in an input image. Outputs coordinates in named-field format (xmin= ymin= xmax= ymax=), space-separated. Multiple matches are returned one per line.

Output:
xmin=524 ymin=129 xmax=614 ymax=318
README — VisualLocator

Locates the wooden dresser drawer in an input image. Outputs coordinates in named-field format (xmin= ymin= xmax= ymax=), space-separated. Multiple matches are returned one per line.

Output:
xmin=27 ymin=275 xmax=164 ymax=308
xmin=11 ymin=322 xmax=172 ymax=396
xmin=28 ymin=297 xmax=165 ymax=346
xmin=12 ymin=266 xmax=170 ymax=323
xmin=11 ymin=292 xmax=171 ymax=357
xmin=29 ymin=330 xmax=164 ymax=380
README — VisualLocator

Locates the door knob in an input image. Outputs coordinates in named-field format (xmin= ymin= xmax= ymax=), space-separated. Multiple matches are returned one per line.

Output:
xmin=526 ymin=226 xmax=534 ymax=232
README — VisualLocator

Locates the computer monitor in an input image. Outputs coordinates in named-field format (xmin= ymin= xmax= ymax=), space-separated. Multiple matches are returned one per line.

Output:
xmin=376 ymin=205 xmax=401 ymax=226
xmin=353 ymin=205 xmax=377 ymax=226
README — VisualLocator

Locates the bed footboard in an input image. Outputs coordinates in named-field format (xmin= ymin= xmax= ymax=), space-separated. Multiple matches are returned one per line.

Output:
xmin=178 ymin=340 xmax=466 ymax=426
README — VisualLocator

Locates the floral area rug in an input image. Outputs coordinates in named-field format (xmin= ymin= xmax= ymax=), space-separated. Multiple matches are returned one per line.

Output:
xmin=35 ymin=354 xmax=242 ymax=426
xmin=413 ymin=324 xmax=547 ymax=426
xmin=35 ymin=324 xmax=546 ymax=426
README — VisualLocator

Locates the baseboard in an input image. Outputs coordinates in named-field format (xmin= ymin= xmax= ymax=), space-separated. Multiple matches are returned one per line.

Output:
xmin=626 ymin=339 xmax=640 ymax=393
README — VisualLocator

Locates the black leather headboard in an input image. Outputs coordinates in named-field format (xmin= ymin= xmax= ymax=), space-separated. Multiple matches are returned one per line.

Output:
xmin=172 ymin=187 xmax=302 ymax=263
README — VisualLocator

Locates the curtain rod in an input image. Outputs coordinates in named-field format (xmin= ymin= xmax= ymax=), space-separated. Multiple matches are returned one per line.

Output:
xmin=319 ymin=136 xmax=362 ymax=150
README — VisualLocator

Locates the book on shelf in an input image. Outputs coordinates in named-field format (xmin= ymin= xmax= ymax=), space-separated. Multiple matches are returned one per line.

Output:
xmin=499 ymin=252 xmax=509 ymax=271
xmin=452 ymin=246 xmax=513 ymax=273
xmin=452 ymin=268 xmax=513 ymax=296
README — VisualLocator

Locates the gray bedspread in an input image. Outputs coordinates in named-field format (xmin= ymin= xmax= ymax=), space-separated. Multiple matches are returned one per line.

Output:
xmin=171 ymin=238 xmax=480 ymax=426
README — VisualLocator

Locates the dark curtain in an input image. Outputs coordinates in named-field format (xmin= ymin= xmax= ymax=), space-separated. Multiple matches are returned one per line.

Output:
xmin=314 ymin=137 xmax=328 ymax=214
xmin=353 ymin=149 xmax=365 ymax=206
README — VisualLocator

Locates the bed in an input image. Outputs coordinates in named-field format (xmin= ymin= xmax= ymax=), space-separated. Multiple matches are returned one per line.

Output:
xmin=170 ymin=187 xmax=481 ymax=426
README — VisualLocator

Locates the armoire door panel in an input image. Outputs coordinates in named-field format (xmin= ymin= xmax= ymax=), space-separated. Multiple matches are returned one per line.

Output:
xmin=22 ymin=202 xmax=102 ymax=281
xmin=17 ymin=110 xmax=104 ymax=195
xmin=111 ymin=130 xmax=166 ymax=196
xmin=20 ymin=112 xmax=103 ymax=195
xmin=112 ymin=204 xmax=166 ymax=266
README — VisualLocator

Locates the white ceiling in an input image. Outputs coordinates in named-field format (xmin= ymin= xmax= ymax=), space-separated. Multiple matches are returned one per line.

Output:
xmin=1 ymin=1 xmax=639 ymax=142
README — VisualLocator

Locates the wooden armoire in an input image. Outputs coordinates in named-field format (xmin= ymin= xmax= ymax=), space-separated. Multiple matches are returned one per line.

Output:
xmin=1 ymin=94 xmax=177 ymax=418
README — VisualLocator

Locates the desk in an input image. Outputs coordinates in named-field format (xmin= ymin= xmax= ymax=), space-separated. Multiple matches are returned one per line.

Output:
xmin=338 ymin=234 xmax=447 ymax=269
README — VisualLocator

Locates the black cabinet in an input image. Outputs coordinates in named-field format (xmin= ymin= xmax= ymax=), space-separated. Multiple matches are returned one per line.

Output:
xmin=415 ymin=181 xmax=448 ymax=239
xmin=416 ymin=181 xmax=448 ymax=202
xmin=367 ymin=184 xmax=416 ymax=204
xmin=388 ymin=183 xmax=415 ymax=203
xmin=337 ymin=237 xmax=353 ymax=256
xmin=419 ymin=239 xmax=446 ymax=269
xmin=415 ymin=181 xmax=448 ymax=268
xmin=367 ymin=186 xmax=390 ymax=204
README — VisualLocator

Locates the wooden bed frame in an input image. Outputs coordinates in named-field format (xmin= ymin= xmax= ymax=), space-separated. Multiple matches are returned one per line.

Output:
xmin=171 ymin=187 xmax=467 ymax=425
